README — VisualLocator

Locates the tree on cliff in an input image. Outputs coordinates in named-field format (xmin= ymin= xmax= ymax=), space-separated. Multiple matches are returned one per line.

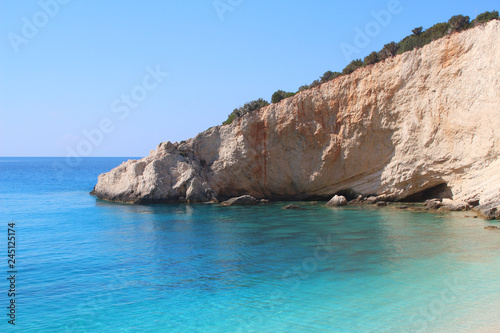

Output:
xmin=364 ymin=52 xmax=380 ymax=65
xmin=309 ymin=80 xmax=321 ymax=88
xmin=232 ymin=11 xmax=498 ymax=102
xmin=298 ymin=84 xmax=310 ymax=92
xmin=223 ymin=98 xmax=270 ymax=125
xmin=271 ymin=90 xmax=295 ymax=103
xmin=342 ymin=59 xmax=364 ymax=75
xmin=448 ymin=15 xmax=470 ymax=32
xmin=379 ymin=42 xmax=399 ymax=59
xmin=320 ymin=71 xmax=341 ymax=83
xmin=472 ymin=10 xmax=499 ymax=26
xmin=412 ymin=27 xmax=423 ymax=36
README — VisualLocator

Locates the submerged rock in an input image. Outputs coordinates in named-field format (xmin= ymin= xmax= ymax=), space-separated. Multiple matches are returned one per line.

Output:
xmin=484 ymin=226 xmax=499 ymax=230
xmin=221 ymin=195 xmax=258 ymax=206
xmin=282 ymin=204 xmax=304 ymax=210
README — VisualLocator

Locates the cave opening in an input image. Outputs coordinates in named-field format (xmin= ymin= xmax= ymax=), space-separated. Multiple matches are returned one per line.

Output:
xmin=400 ymin=183 xmax=453 ymax=202
xmin=334 ymin=189 xmax=361 ymax=201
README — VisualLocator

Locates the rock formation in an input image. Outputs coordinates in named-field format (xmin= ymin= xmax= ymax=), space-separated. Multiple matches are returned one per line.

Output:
xmin=220 ymin=195 xmax=258 ymax=206
xmin=326 ymin=195 xmax=348 ymax=207
xmin=92 ymin=21 xmax=500 ymax=213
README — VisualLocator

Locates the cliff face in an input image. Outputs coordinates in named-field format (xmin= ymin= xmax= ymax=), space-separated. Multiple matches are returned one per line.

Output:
xmin=93 ymin=21 xmax=500 ymax=210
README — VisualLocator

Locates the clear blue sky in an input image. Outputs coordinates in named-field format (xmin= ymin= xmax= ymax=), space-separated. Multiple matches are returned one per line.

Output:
xmin=0 ymin=0 xmax=497 ymax=157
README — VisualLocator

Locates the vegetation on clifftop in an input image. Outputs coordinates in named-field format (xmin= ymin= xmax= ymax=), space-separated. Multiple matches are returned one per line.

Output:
xmin=223 ymin=98 xmax=270 ymax=125
xmin=222 ymin=10 xmax=498 ymax=125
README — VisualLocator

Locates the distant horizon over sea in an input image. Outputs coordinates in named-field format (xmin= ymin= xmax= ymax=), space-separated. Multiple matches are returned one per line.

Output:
xmin=1 ymin=157 xmax=500 ymax=332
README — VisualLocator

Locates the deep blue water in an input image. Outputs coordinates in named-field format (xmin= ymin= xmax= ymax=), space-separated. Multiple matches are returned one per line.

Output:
xmin=1 ymin=157 xmax=500 ymax=332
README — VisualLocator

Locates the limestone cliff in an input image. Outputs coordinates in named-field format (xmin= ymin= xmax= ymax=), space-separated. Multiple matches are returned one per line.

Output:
xmin=92 ymin=21 xmax=500 ymax=211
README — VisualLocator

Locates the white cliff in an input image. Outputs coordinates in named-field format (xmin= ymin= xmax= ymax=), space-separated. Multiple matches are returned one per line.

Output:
xmin=92 ymin=20 xmax=500 ymax=212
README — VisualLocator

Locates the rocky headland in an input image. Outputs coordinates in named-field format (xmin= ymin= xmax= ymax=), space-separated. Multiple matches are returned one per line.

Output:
xmin=92 ymin=21 xmax=500 ymax=218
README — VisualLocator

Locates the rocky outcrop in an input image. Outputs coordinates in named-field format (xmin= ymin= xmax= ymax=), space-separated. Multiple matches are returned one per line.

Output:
xmin=92 ymin=21 xmax=500 ymax=212
xmin=439 ymin=199 xmax=471 ymax=212
xmin=425 ymin=199 xmax=443 ymax=210
xmin=326 ymin=195 xmax=348 ymax=207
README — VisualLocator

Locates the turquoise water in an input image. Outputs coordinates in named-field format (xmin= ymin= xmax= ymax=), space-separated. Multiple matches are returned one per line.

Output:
xmin=1 ymin=157 xmax=499 ymax=332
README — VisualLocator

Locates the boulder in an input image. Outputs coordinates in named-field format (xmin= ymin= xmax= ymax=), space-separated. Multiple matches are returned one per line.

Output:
xmin=326 ymin=195 xmax=348 ymax=207
xmin=425 ymin=199 xmax=443 ymax=210
xmin=348 ymin=195 xmax=364 ymax=205
xmin=440 ymin=199 xmax=471 ymax=211
xmin=365 ymin=196 xmax=378 ymax=204
xmin=221 ymin=195 xmax=258 ymax=206
xmin=376 ymin=201 xmax=388 ymax=207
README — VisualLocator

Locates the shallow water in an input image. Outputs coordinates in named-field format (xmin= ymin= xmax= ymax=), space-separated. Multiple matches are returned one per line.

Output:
xmin=1 ymin=158 xmax=499 ymax=332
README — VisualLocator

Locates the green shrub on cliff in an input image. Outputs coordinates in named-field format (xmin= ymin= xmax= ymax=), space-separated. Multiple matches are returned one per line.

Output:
xmin=271 ymin=90 xmax=295 ymax=103
xmin=448 ymin=15 xmax=470 ymax=32
xmin=397 ymin=35 xmax=421 ymax=54
xmin=412 ymin=27 xmax=423 ymax=36
xmin=309 ymin=80 xmax=321 ymax=88
xmin=223 ymin=98 xmax=270 ymax=125
xmin=222 ymin=10 xmax=498 ymax=125
xmin=425 ymin=22 xmax=451 ymax=41
xmin=379 ymin=42 xmax=400 ymax=60
xmin=364 ymin=52 xmax=380 ymax=65
xmin=320 ymin=71 xmax=341 ymax=83
xmin=298 ymin=84 xmax=310 ymax=92
xmin=342 ymin=59 xmax=364 ymax=75
xmin=472 ymin=10 xmax=499 ymax=26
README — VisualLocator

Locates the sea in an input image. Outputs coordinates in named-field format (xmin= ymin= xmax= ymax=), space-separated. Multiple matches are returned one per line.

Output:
xmin=1 ymin=157 xmax=499 ymax=332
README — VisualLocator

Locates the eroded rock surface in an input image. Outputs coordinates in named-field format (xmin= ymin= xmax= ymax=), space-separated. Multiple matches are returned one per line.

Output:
xmin=93 ymin=21 xmax=500 ymax=212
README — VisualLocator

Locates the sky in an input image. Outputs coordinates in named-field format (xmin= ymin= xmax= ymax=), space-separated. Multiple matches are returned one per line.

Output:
xmin=0 ymin=0 xmax=497 ymax=157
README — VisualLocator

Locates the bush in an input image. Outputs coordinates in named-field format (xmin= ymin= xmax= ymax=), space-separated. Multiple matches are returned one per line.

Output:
xmin=364 ymin=51 xmax=380 ymax=65
xmin=271 ymin=90 xmax=295 ymax=103
xmin=297 ymin=85 xmax=310 ymax=92
xmin=397 ymin=35 xmax=423 ymax=53
xmin=342 ymin=59 xmax=364 ymax=75
xmin=379 ymin=42 xmax=399 ymax=59
xmin=309 ymin=80 xmax=321 ymax=88
xmin=223 ymin=111 xmax=239 ymax=125
xmin=320 ymin=71 xmax=341 ymax=83
xmin=224 ymin=11 xmax=498 ymax=126
xmin=425 ymin=22 xmax=450 ymax=41
xmin=412 ymin=27 xmax=423 ymax=36
xmin=448 ymin=15 xmax=470 ymax=32
xmin=473 ymin=10 xmax=499 ymax=25
xmin=223 ymin=98 xmax=270 ymax=125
